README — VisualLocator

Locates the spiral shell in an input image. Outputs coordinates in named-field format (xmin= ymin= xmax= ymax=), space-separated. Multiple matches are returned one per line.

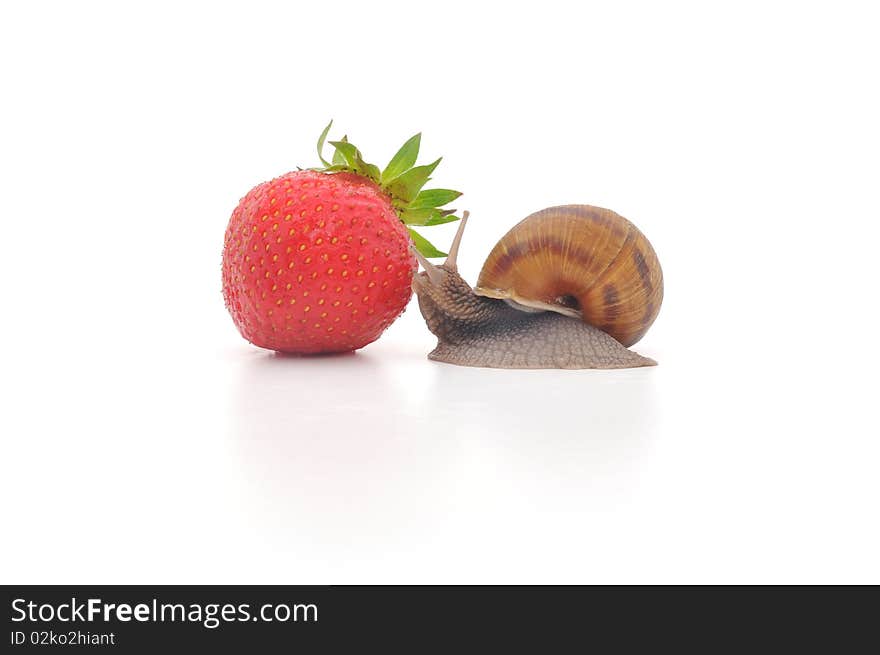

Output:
xmin=475 ymin=205 xmax=663 ymax=347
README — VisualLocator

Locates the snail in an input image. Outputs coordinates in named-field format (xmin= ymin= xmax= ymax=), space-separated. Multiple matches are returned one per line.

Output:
xmin=411 ymin=205 xmax=663 ymax=369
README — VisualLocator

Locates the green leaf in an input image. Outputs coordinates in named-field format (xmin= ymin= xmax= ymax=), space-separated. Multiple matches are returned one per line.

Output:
xmin=329 ymin=140 xmax=380 ymax=181
xmin=400 ymin=207 xmax=456 ymax=225
xmin=329 ymin=140 xmax=360 ymax=170
xmin=354 ymin=153 xmax=381 ymax=182
xmin=316 ymin=120 xmax=333 ymax=167
xmin=408 ymin=228 xmax=447 ymax=258
xmin=381 ymin=133 xmax=421 ymax=182
xmin=332 ymin=135 xmax=349 ymax=166
xmin=314 ymin=125 xmax=462 ymax=241
xmin=425 ymin=213 xmax=461 ymax=226
xmin=410 ymin=188 xmax=462 ymax=209
xmin=399 ymin=207 xmax=437 ymax=225
xmin=385 ymin=158 xmax=441 ymax=203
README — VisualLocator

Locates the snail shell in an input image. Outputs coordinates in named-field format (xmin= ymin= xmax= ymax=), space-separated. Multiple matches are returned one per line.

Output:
xmin=475 ymin=205 xmax=663 ymax=347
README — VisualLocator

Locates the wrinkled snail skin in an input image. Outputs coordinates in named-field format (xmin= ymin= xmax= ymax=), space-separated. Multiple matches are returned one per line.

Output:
xmin=413 ymin=266 xmax=655 ymax=369
xmin=411 ymin=211 xmax=658 ymax=370
xmin=476 ymin=205 xmax=664 ymax=347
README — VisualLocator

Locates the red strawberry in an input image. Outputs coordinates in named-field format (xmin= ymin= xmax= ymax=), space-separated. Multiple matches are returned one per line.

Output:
xmin=222 ymin=123 xmax=462 ymax=354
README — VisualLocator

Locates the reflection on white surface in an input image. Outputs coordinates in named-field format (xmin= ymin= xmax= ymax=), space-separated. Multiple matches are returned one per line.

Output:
xmin=229 ymin=347 xmax=659 ymax=571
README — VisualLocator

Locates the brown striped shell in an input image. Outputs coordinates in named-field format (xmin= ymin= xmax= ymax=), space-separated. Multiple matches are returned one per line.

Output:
xmin=475 ymin=205 xmax=663 ymax=347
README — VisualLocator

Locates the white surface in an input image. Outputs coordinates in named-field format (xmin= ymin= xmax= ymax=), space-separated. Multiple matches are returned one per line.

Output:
xmin=1 ymin=2 xmax=878 ymax=583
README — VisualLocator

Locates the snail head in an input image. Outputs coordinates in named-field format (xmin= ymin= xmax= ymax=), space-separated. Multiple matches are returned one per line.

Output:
xmin=411 ymin=212 xmax=496 ymax=340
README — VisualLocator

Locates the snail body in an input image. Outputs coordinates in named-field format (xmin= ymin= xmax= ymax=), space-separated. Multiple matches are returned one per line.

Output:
xmin=412 ymin=206 xmax=662 ymax=369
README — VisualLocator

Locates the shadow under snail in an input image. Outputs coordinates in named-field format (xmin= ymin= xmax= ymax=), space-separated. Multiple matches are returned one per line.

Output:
xmin=411 ymin=205 xmax=663 ymax=369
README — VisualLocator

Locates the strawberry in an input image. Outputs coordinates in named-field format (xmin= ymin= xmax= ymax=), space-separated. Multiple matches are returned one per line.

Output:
xmin=222 ymin=122 xmax=462 ymax=354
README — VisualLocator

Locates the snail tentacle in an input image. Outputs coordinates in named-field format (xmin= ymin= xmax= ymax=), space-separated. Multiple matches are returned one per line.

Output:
xmin=444 ymin=210 xmax=469 ymax=271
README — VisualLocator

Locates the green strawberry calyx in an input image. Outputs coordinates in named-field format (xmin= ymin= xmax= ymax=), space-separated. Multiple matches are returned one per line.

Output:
xmin=314 ymin=120 xmax=463 ymax=257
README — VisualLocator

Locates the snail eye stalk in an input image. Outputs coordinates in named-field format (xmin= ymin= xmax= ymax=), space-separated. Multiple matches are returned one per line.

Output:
xmin=444 ymin=210 xmax=469 ymax=272
xmin=410 ymin=245 xmax=444 ymax=285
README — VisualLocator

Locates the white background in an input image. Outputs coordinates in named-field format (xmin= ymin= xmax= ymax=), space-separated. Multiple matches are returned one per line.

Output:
xmin=1 ymin=1 xmax=878 ymax=583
